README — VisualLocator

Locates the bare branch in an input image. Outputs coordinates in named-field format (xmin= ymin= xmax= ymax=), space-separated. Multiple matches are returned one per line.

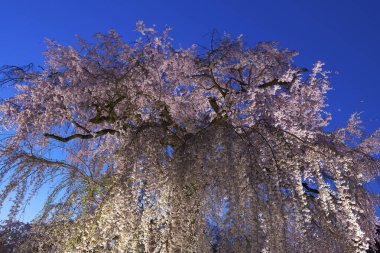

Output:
xmin=44 ymin=129 xmax=118 ymax=142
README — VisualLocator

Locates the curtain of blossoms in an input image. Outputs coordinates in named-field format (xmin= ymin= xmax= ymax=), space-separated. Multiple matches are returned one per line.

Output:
xmin=0 ymin=22 xmax=380 ymax=252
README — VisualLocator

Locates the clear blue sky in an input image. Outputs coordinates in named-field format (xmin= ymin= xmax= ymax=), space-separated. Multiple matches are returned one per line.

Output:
xmin=0 ymin=0 xmax=379 ymax=221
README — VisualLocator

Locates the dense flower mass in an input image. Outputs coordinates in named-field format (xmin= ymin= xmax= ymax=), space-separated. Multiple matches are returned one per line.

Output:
xmin=0 ymin=22 xmax=380 ymax=252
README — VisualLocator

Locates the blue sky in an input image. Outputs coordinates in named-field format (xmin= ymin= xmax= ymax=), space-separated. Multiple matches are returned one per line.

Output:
xmin=0 ymin=0 xmax=379 ymax=221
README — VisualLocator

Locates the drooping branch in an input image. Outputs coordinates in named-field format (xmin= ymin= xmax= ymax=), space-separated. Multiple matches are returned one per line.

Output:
xmin=19 ymin=152 xmax=90 ymax=181
xmin=0 ymin=64 xmax=35 ymax=86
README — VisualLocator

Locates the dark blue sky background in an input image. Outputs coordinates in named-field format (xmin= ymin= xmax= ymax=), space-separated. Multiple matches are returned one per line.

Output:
xmin=0 ymin=0 xmax=379 ymax=221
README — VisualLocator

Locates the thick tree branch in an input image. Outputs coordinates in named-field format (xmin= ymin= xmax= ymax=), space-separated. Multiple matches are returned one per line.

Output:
xmin=44 ymin=129 xmax=118 ymax=142
xmin=302 ymin=182 xmax=319 ymax=194
xmin=258 ymin=68 xmax=308 ymax=89
xmin=89 ymin=96 xmax=126 ymax=124
xmin=70 ymin=119 xmax=91 ymax=134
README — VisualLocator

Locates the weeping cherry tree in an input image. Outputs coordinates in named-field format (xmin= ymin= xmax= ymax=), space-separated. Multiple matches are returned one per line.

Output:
xmin=0 ymin=22 xmax=380 ymax=252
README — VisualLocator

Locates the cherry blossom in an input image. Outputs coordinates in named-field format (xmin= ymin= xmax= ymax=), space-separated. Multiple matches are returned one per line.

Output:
xmin=0 ymin=21 xmax=379 ymax=252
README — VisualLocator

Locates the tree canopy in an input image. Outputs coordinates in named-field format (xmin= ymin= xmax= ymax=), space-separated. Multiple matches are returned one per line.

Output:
xmin=0 ymin=22 xmax=380 ymax=252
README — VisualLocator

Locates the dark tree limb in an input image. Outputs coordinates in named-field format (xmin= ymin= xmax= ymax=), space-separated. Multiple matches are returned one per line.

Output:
xmin=44 ymin=129 xmax=118 ymax=143
xmin=88 ymin=96 xmax=126 ymax=124
xmin=208 ymin=97 xmax=220 ymax=114
xmin=302 ymin=182 xmax=319 ymax=194
xmin=70 ymin=119 xmax=91 ymax=134
xmin=258 ymin=68 xmax=308 ymax=89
